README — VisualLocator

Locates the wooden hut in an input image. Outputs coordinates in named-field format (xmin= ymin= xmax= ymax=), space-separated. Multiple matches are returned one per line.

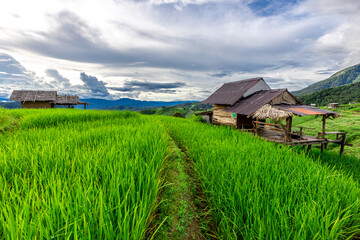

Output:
xmin=10 ymin=90 xmax=57 ymax=108
xmin=9 ymin=90 xmax=89 ymax=109
xmin=328 ymin=103 xmax=339 ymax=109
xmin=203 ymin=78 xmax=348 ymax=154
xmin=203 ymin=78 xmax=272 ymax=128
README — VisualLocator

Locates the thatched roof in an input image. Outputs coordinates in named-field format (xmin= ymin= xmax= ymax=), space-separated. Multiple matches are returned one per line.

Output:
xmin=10 ymin=90 xmax=89 ymax=106
xmin=251 ymin=104 xmax=293 ymax=120
xmin=10 ymin=90 xmax=57 ymax=102
xmin=55 ymin=95 xmax=79 ymax=105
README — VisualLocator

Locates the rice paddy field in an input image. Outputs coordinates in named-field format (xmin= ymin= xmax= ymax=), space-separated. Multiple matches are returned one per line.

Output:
xmin=0 ymin=108 xmax=360 ymax=239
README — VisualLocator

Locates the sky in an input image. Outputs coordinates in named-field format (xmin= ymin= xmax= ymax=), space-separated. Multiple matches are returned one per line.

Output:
xmin=0 ymin=0 xmax=359 ymax=100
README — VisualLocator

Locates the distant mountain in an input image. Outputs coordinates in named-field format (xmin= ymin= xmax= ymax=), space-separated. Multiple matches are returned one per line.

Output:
xmin=139 ymin=101 xmax=212 ymax=118
xmin=0 ymin=101 xmax=20 ymax=109
xmin=299 ymin=82 xmax=360 ymax=106
xmin=80 ymin=98 xmax=195 ymax=109
xmin=293 ymin=63 xmax=360 ymax=96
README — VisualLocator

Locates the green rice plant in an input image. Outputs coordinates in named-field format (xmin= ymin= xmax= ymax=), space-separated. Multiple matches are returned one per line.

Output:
xmin=160 ymin=116 xmax=360 ymax=239
xmin=0 ymin=110 xmax=168 ymax=239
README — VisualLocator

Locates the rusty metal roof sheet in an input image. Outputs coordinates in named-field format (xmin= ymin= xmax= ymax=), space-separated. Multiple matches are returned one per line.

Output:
xmin=203 ymin=77 xmax=263 ymax=105
xmin=224 ymin=89 xmax=287 ymax=115
xmin=274 ymin=104 xmax=338 ymax=116
xmin=10 ymin=90 xmax=57 ymax=102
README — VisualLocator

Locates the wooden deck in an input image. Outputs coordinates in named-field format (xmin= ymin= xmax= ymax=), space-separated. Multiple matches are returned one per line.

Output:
xmin=261 ymin=130 xmax=326 ymax=146
xmin=250 ymin=121 xmax=351 ymax=155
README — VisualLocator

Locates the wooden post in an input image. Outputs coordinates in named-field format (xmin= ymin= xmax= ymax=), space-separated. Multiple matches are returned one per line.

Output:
xmin=307 ymin=144 xmax=312 ymax=154
xmin=285 ymin=117 xmax=293 ymax=143
xmin=321 ymin=115 xmax=326 ymax=138
xmin=340 ymin=134 xmax=346 ymax=156
xmin=84 ymin=104 xmax=87 ymax=110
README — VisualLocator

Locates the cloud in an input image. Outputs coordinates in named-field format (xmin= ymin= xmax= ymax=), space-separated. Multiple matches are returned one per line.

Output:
xmin=0 ymin=0 xmax=360 ymax=100
xmin=80 ymin=72 xmax=110 ymax=97
xmin=110 ymin=80 xmax=185 ymax=94
xmin=45 ymin=69 xmax=72 ymax=88
xmin=208 ymin=71 xmax=232 ymax=78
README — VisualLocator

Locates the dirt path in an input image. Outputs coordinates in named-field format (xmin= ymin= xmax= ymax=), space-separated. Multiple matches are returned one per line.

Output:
xmin=147 ymin=135 xmax=217 ymax=240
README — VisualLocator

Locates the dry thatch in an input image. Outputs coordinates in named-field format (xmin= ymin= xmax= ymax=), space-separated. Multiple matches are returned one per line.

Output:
xmin=55 ymin=95 xmax=79 ymax=105
xmin=10 ymin=90 xmax=57 ymax=102
xmin=251 ymin=104 xmax=293 ymax=120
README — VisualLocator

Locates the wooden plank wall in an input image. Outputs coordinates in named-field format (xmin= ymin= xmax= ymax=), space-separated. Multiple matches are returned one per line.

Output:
xmin=22 ymin=102 xmax=53 ymax=109
xmin=213 ymin=104 xmax=236 ymax=127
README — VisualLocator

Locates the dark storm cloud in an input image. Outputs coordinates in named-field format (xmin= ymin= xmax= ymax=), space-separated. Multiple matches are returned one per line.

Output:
xmin=80 ymin=72 xmax=110 ymax=97
xmin=45 ymin=69 xmax=72 ymax=88
xmin=110 ymin=80 xmax=185 ymax=93
xmin=208 ymin=71 xmax=232 ymax=78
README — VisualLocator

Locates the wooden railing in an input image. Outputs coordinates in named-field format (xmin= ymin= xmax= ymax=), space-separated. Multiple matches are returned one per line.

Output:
xmin=252 ymin=121 xmax=291 ymax=143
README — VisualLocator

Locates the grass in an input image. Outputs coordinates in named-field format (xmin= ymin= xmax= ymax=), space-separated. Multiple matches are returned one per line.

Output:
xmin=0 ymin=108 xmax=20 ymax=132
xmin=160 ymin=116 xmax=360 ymax=239
xmin=0 ymin=109 xmax=168 ymax=239
xmin=1 ymin=109 xmax=360 ymax=239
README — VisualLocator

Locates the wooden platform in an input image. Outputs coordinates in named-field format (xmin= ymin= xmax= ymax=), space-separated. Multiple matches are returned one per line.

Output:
xmin=256 ymin=130 xmax=350 ymax=155
xmin=261 ymin=131 xmax=325 ymax=145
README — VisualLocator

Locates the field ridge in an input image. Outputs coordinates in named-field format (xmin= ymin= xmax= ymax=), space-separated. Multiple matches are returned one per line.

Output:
xmin=149 ymin=133 xmax=217 ymax=239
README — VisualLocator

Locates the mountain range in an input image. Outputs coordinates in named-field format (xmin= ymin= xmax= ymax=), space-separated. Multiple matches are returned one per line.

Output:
xmin=80 ymin=98 xmax=195 ymax=110
xmin=0 ymin=97 xmax=195 ymax=110
xmin=293 ymin=63 xmax=360 ymax=96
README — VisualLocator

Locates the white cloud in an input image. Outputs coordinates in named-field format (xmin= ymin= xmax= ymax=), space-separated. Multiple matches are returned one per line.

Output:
xmin=0 ymin=0 xmax=359 ymax=100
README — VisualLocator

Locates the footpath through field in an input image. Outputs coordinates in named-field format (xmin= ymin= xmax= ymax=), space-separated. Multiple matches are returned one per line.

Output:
xmin=148 ymin=131 xmax=217 ymax=240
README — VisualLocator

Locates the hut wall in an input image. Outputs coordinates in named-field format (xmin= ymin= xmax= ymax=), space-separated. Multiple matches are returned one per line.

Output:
xmin=270 ymin=91 xmax=297 ymax=105
xmin=213 ymin=104 xmax=236 ymax=127
xmin=236 ymin=114 xmax=254 ymax=129
xmin=22 ymin=101 xmax=53 ymax=109
xmin=243 ymin=79 xmax=271 ymax=98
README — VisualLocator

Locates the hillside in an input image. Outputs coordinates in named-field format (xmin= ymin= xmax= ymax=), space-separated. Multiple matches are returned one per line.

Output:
xmin=299 ymin=82 xmax=360 ymax=105
xmin=293 ymin=63 xmax=360 ymax=96
xmin=139 ymin=101 xmax=212 ymax=117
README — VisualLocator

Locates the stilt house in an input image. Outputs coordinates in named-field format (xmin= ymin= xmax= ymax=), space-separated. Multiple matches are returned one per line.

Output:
xmin=9 ymin=90 xmax=89 ymax=109
xmin=202 ymin=78 xmax=348 ymax=154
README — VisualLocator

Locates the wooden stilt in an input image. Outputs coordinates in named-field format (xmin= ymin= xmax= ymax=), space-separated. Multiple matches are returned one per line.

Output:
xmin=307 ymin=145 xmax=312 ymax=154
xmin=285 ymin=117 xmax=292 ymax=143
xmin=321 ymin=115 xmax=326 ymax=139
xmin=340 ymin=134 xmax=346 ymax=156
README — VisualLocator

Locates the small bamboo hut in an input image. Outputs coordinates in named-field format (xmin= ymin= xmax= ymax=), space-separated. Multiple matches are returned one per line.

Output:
xmin=10 ymin=90 xmax=89 ymax=109
xmin=201 ymin=78 xmax=348 ymax=155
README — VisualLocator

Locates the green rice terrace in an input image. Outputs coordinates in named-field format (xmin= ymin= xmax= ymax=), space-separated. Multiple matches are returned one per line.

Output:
xmin=0 ymin=108 xmax=360 ymax=239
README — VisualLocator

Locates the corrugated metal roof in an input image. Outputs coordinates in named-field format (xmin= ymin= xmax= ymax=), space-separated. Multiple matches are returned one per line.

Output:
xmin=203 ymin=78 xmax=262 ymax=105
xmin=10 ymin=90 xmax=57 ymax=102
xmin=274 ymin=104 xmax=338 ymax=116
xmin=224 ymin=89 xmax=287 ymax=115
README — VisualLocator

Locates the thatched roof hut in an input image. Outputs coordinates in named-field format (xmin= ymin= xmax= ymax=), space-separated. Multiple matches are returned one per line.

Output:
xmin=9 ymin=90 xmax=89 ymax=109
